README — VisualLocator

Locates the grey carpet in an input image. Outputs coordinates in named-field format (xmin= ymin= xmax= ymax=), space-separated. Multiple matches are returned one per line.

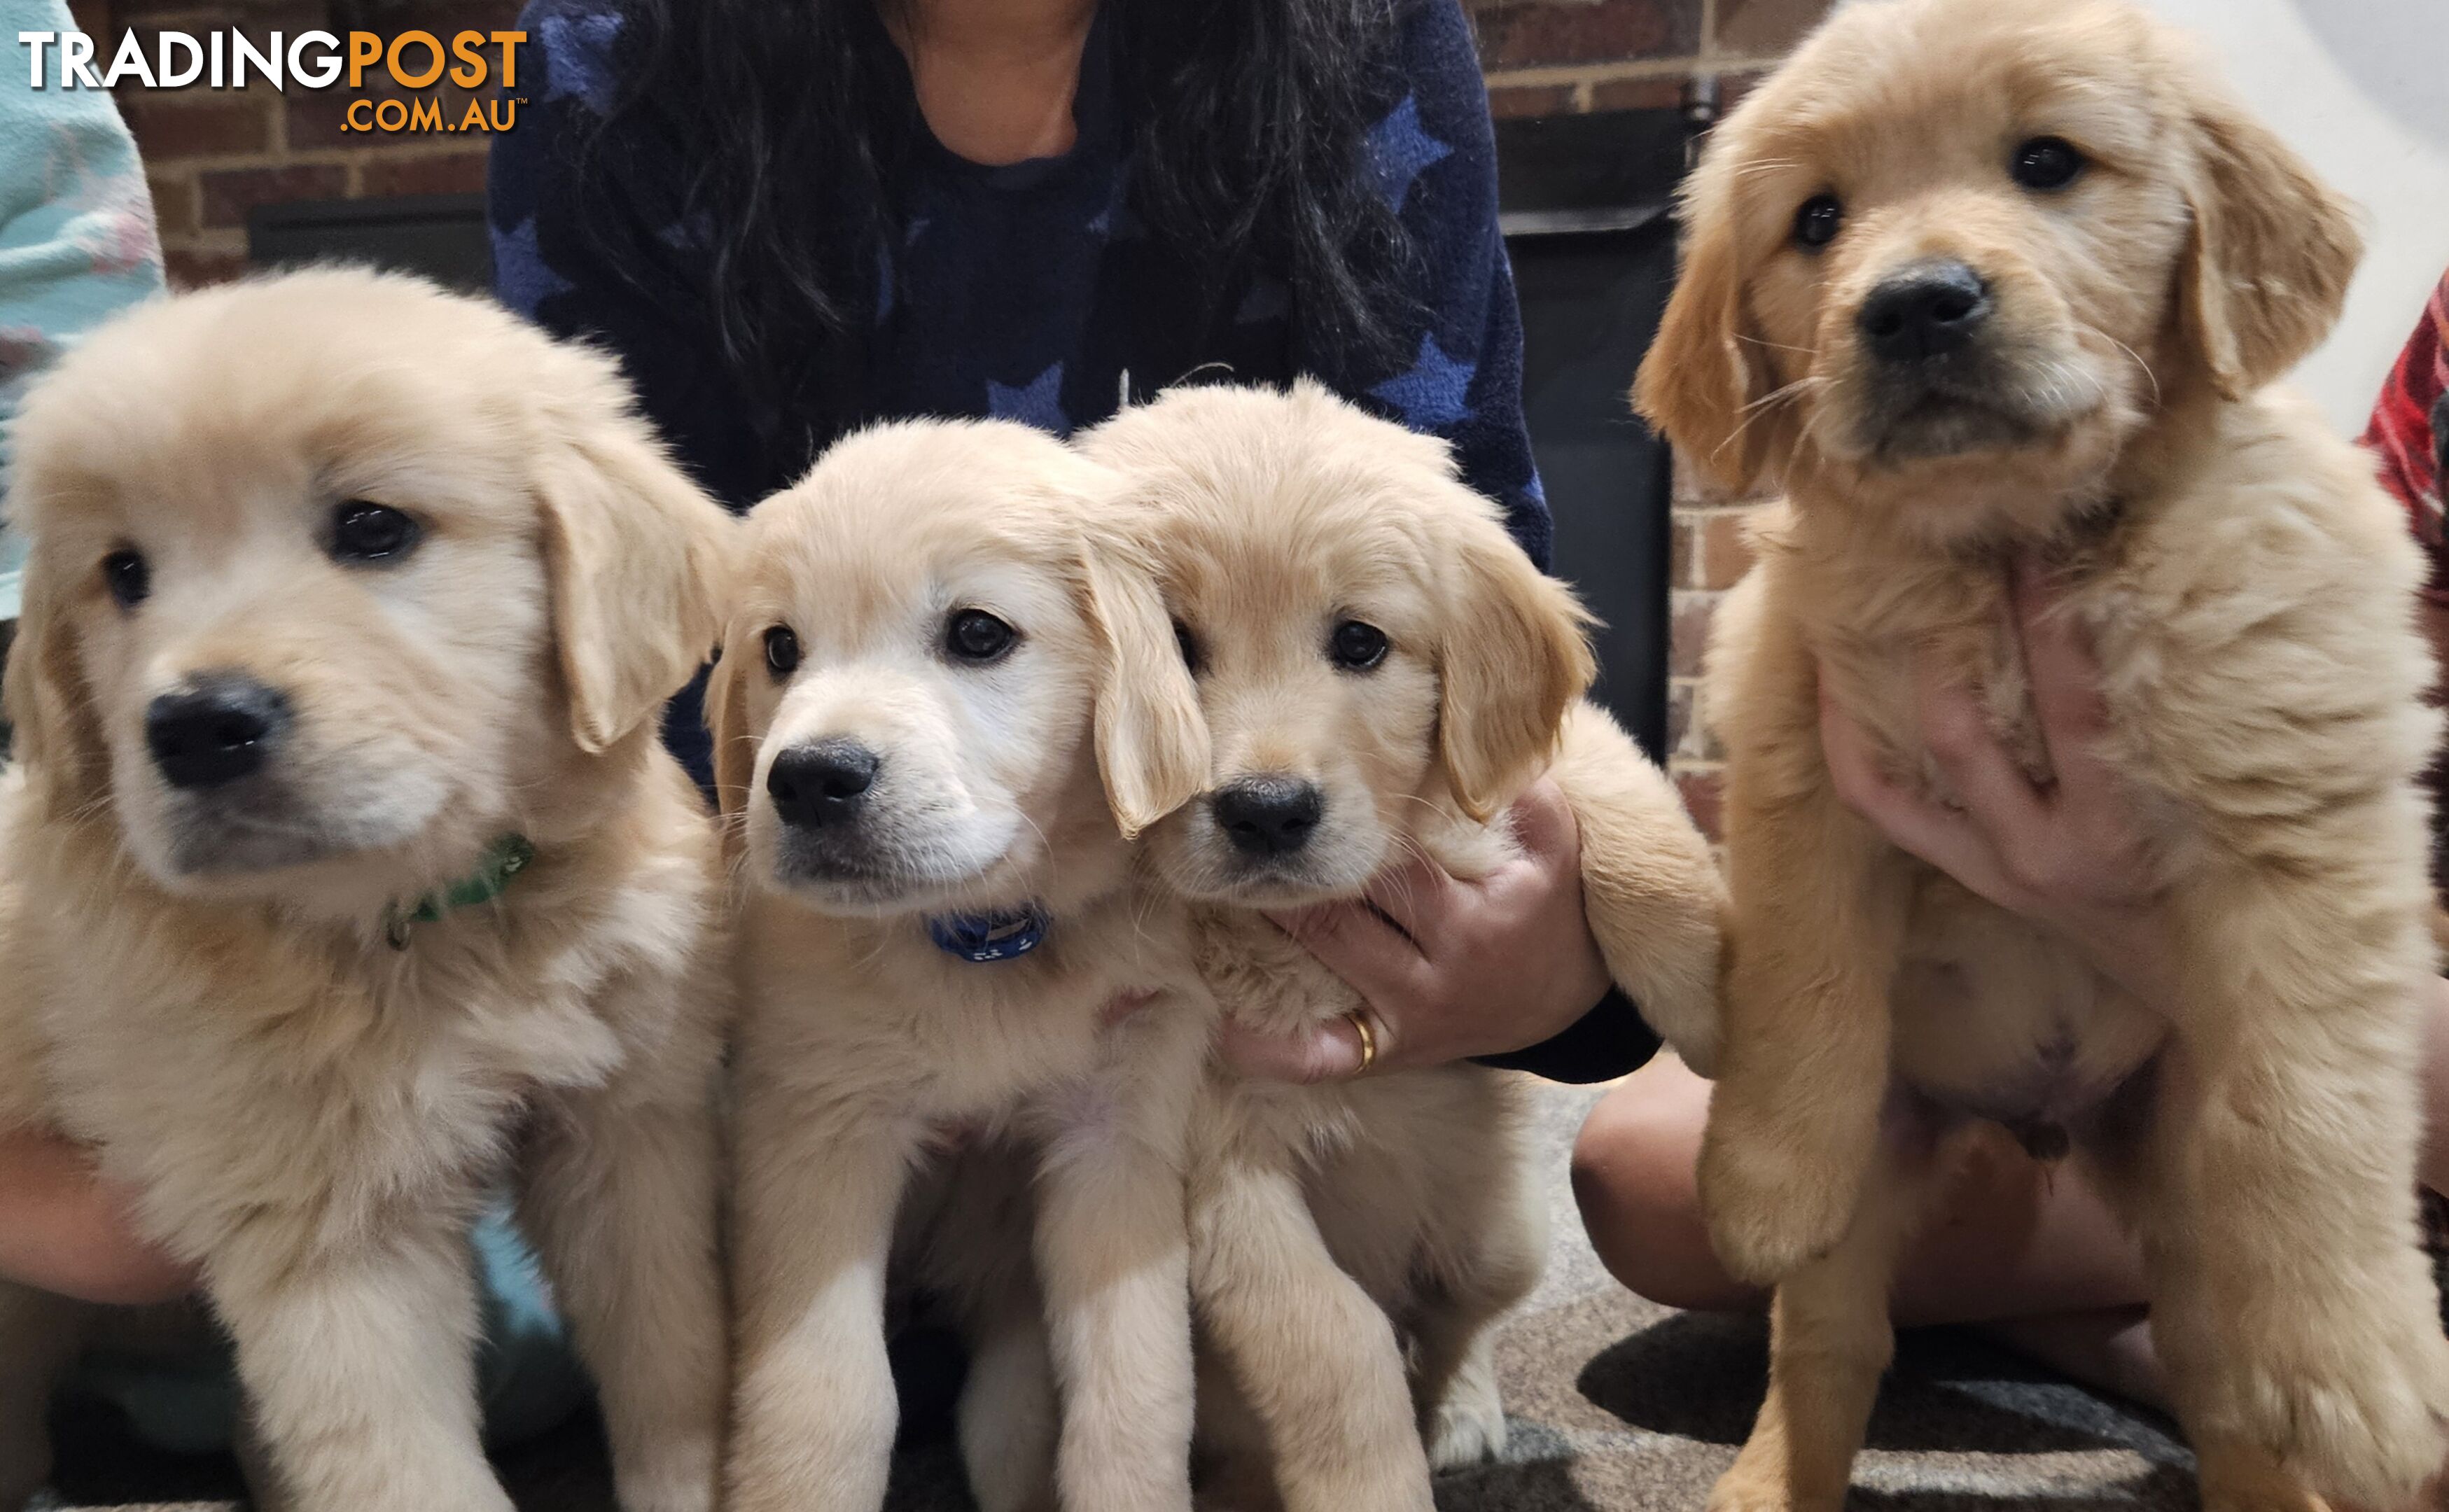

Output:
xmin=44 ymin=1082 xmax=2197 ymax=1511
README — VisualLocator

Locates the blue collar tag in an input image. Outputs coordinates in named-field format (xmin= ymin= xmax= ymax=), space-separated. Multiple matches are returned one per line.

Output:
xmin=927 ymin=905 xmax=1049 ymax=964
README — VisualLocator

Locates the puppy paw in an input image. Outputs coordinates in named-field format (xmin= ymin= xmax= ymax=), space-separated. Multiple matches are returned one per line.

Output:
xmin=2220 ymin=1306 xmax=2449 ymax=1509
xmin=1698 ymin=1136 xmax=1857 ymax=1285
xmin=1424 ymin=1382 xmax=1508 ymax=1471
xmin=1705 ymin=1463 xmax=1835 ymax=1512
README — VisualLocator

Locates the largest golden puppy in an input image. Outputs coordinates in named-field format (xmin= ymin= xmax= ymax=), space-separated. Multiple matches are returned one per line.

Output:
xmin=1635 ymin=1 xmax=2449 ymax=1508
xmin=0 ymin=270 xmax=736 ymax=1512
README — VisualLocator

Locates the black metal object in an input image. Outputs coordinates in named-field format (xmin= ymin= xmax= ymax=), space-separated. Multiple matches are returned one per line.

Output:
xmin=247 ymin=192 xmax=494 ymax=294
xmin=1497 ymin=107 xmax=1688 ymax=764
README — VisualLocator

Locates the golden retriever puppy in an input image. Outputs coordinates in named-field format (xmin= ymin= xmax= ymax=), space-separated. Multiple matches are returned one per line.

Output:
xmin=1077 ymin=381 xmax=1724 ymax=1512
xmin=0 ymin=270 xmax=737 ymax=1512
xmin=1633 ymin=1 xmax=2449 ymax=1507
xmin=708 ymin=419 xmax=1217 ymax=1512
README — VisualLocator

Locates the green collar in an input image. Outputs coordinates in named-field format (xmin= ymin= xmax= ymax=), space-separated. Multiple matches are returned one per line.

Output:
xmin=383 ymin=834 xmax=536 ymax=950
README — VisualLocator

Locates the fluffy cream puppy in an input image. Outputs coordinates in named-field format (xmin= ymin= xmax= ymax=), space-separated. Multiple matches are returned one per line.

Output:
xmin=1634 ymin=1 xmax=2449 ymax=1507
xmin=708 ymin=419 xmax=1217 ymax=1512
xmin=1078 ymin=381 xmax=1724 ymax=1512
xmin=0 ymin=269 xmax=736 ymax=1512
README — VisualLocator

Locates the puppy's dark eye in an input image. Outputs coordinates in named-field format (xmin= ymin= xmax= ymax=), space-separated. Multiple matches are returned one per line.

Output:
xmin=944 ymin=609 xmax=1017 ymax=664
xmin=2011 ymin=136 xmax=2084 ymax=191
xmin=1173 ymin=620 xmax=1201 ymax=674
xmin=763 ymin=626 xmax=800 ymax=678
xmin=1793 ymin=193 xmax=1844 ymax=250
xmin=102 ymin=548 xmax=150 ymax=609
xmin=329 ymin=501 xmax=420 ymax=565
xmin=1328 ymin=620 xmax=1388 ymax=672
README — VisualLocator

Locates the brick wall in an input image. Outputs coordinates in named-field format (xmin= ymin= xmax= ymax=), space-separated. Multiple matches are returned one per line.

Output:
xmin=1470 ymin=0 xmax=1831 ymax=832
xmin=83 ymin=0 xmax=515 ymax=289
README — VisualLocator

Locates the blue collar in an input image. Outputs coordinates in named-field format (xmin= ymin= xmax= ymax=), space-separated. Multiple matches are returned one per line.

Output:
xmin=927 ymin=904 xmax=1049 ymax=964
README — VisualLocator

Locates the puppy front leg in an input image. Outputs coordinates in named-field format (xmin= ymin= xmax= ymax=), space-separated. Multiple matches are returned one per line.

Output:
xmin=1701 ymin=770 xmax=1910 ymax=1284
xmin=1710 ymin=1158 xmax=1926 ymax=1512
xmin=1033 ymin=1030 xmax=1203 ymax=1512
xmin=0 ymin=1280 xmax=89 ymax=1511
xmin=521 ymin=1070 xmax=727 ymax=1512
xmin=726 ymin=1093 xmax=916 ymax=1512
xmin=210 ymin=1214 xmax=511 ymax=1512
xmin=2137 ymin=886 xmax=2449 ymax=1511
xmin=1192 ymin=1122 xmax=1435 ymax=1512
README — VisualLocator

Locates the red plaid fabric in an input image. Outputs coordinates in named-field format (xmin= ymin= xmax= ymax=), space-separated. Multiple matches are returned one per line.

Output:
xmin=2364 ymin=270 xmax=2449 ymax=602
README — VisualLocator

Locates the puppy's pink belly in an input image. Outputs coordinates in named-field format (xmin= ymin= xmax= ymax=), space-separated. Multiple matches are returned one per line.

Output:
xmin=1888 ymin=955 xmax=2166 ymax=1161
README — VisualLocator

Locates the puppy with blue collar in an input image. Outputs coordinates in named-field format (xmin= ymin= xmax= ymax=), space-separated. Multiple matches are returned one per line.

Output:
xmin=709 ymin=419 xmax=1215 ymax=1512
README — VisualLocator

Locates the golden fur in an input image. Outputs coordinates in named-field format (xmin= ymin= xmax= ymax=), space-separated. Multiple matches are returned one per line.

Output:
xmin=1633 ymin=2 xmax=2449 ymax=1507
xmin=1077 ymin=382 xmax=1724 ymax=1512
xmin=707 ymin=420 xmax=1217 ymax=1512
xmin=0 ymin=270 xmax=738 ymax=1512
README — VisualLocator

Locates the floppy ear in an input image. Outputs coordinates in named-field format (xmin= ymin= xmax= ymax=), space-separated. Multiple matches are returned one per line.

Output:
xmin=1082 ymin=542 xmax=1209 ymax=839
xmin=1634 ymin=160 xmax=1775 ymax=493
xmin=535 ymin=420 xmax=739 ymax=754
xmin=699 ymin=629 xmax=755 ymax=830
xmin=3 ymin=543 xmax=110 ymax=824
xmin=1437 ymin=517 xmax=1598 ymax=822
xmin=2176 ymin=86 xmax=2362 ymax=400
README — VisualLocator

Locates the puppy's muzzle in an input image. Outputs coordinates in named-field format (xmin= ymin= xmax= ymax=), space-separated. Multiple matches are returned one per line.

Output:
xmin=146 ymin=673 xmax=291 ymax=791
xmin=1860 ymin=260 xmax=1992 ymax=367
xmin=767 ymin=738 xmax=882 ymax=831
xmin=1212 ymin=774 xmax=1323 ymax=859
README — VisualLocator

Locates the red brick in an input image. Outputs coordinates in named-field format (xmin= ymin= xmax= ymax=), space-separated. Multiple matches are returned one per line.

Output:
xmin=1486 ymin=83 xmax=1577 ymax=119
xmin=198 ymin=163 xmax=350 ymax=227
xmin=1669 ymin=514 xmax=1698 ymax=587
xmin=358 ymin=151 xmax=488 ymax=197
xmin=1675 ymin=769 xmax=1723 ymax=840
xmin=120 ymin=95 xmax=271 ymax=159
xmin=147 ymin=171 xmax=197 ymax=234
xmin=162 ymin=244 xmax=251 ymax=289
xmin=1700 ymin=509 xmax=1757 ymax=589
xmin=1471 ymin=0 xmax=1696 ymax=69
xmin=1588 ymin=74 xmax=1685 ymax=112
xmin=1714 ymin=0 xmax=1832 ymax=56
xmin=1669 ymin=594 xmax=1715 ymax=678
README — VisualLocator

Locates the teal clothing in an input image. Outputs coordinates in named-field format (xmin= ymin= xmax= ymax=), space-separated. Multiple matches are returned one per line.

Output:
xmin=0 ymin=0 xmax=167 ymax=619
xmin=66 ymin=1202 xmax=592 ymax=1455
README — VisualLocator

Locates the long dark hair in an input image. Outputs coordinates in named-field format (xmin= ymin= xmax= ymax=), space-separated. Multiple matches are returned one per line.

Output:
xmin=573 ymin=0 xmax=1410 ymax=461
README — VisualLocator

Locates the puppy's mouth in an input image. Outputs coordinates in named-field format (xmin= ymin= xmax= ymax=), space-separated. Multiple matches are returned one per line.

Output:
xmin=158 ymin=788 xmax=355 ymax=875
xmin=766 ymin=811 xmax=1024 ymax=916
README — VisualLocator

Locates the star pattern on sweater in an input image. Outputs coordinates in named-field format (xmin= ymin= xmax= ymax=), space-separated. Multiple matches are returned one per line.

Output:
xmin=492 ymin=216 xmax=573 ymax=314
xmin=1370 ymin=334 xmax=1474 ymax=429
xmin=539 ymin=11 xmax=622 ymax=114
xmin=989 ymin=363 xmax=1069 ymax=435
xmin=1367 ymin=94 xmax=1451 ymax=216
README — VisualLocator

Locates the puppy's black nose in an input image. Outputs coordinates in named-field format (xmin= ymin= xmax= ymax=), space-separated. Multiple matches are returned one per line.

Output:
xmin=1213 ymin=776 xmax=1323 ymax=858
xmin=767 ymin=739 xmax=881 ymax=830
xmin=146 ymin=676 xmax=289 ymax=790
xmin=1860 ymin=261 xmax=1992 ymax=364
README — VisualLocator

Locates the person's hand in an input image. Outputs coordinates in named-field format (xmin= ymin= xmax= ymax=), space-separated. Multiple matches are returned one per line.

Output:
xmin=0 ymin=1128 xmax=197 ymax=1306
xmin=1217 ymin=779 xmax=1614 ymax=1083
xmin=1817 ymin=554 xmax=2180 ymax=1009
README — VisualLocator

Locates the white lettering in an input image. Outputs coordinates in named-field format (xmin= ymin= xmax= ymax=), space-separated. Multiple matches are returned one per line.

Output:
xmin=157 ymin=31 xmax=202 ymax=87
xmin=231 ymin=28 xmax=279 ymax=88
xmin=288 ymin=29 xmax=339 ymax=88
xmin=100 ymin=27 xmax=155 ymax=88
xmin=59 ymin=30 xmax=101 ymax=88
xmin=19 ymin=30 xmax=53 ymax=89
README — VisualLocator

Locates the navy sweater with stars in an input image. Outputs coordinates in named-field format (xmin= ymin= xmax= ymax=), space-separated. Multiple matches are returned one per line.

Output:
xmin=488 ymin=0 xmax=1659 ymax=1083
